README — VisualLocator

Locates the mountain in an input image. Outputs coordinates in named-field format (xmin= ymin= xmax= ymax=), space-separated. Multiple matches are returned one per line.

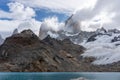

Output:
xmin=0 ymin=34 xmax=4 ymax=45
xmin=82 ymin=28 xmax=120 ymax=65
xmin=60 ymin=14 xmax=96 ymax=43
xmin=0 ymin=29 xmax=120 ymax=71
xmin=54 ymin=31 xmax=95 ymax=44
xmin=0 ymin=29 xmax=85 ymax=72
xmin=38 ymin=14 xmax=95 ymax=43
xmin=12 ymin=28 xmax=18 ymax=35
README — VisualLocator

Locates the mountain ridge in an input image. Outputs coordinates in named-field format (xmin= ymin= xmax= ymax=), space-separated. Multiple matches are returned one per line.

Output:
xmin=0 ymin=29 xmax=85 ymax=72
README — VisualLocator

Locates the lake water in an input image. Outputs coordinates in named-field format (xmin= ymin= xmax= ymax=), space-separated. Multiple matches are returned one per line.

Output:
xmin=0 ymin=72 xmax=120 ymax=80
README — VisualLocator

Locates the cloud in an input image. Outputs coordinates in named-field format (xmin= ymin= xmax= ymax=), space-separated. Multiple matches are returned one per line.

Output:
xmin=0 ymin=20 xmax=21 ymax=31
xmin=69 ymin=0 xmax=120 ymax=31
xmin=11 ymin=0 xmax=97 ymax=14
xmin=17 ymin=19 xmax=41 ymax=35
xmin=1 ymin=0 xmax=120 ymax=37
xmin=39 ymin=17 xmax=64 ymax=40
xmin=0 ymin=2 xmax=41 ymax=38
xmin=11 ymin=0 xmax=120 ymax=31
xmin=0 ymin=2 xmax=35 ymax=20
xmin=0 ymin=19 xmax=41 ymax=38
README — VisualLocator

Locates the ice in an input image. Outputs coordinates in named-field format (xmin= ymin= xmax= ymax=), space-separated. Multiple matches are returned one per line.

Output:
xmin=81 ymin=33 xmax=120 ymax=65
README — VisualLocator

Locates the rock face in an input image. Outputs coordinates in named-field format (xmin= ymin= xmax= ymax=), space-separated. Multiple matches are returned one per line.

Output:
xmin=96 ymin=27 xmax=107 ymax=34
xmin=0 ymin=35 xmax=4 ymax=45
xmin=0 ymin=29 xmax=85 ymax=72
xmin=111 ymin=35 xmax=120 ymax=42
xmin=39 ymin=23 xmax=49 ymax=40
xmin=57 ymin=31 xmax=95 ymax=44
xmin=65 ymin=14 xmax=81 ymax=34
xmin=87 ymin=28 xmax=112 ymax=42
xmin=12 ymin=28 xmax=18 ymax=35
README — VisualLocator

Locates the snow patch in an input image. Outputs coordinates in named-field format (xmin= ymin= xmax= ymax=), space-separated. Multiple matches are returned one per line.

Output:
xmin=81 ymin=33 xmax=120 ymax=65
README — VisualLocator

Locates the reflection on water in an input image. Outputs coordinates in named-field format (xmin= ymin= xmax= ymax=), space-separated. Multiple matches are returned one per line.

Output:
xmin=71 ymin=77 xmax=88 ymax=80
xmin=0 ymin=72 xmax=120 ymax=80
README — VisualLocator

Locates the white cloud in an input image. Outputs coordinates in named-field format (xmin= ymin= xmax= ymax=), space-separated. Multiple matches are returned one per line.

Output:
xmin=17 ymin=19 xmax=41 ymax=35
xmin=1 ymin=0 xmax=120 ymax=36
xmin=11 ymin=0 xmax=97 ymax=14
xmin=0 ymin=2 xmax=41 ymax=38
xmin=8 ymin=2 xmax=35 ymax=20
xmin=0 ymin=2 xmax=35 ymax=20
xmin=0 ymin=19 xmax=41 ymax=38
xmin=0 ymin=10 xmax=11 ymax=19
xmin=11 ymin=0 xmax=120 ymax=31
xmin=66 ymin=0 xmax=120 ymax=31
xmin=0 ymin=20 xmax=21 ymax=31
xmin=39 ymin=17 xmax=64 ymax=40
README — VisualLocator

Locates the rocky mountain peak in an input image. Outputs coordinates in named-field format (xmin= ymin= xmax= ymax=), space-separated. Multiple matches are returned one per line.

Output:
xmin=64 ymin=14 xmax=81 ymax=34
xmin=3 ymin=29 xmax=39 ymax=46
xmin=96 ymin=27 xmax=107 ymax=34
xmin=12 ymin=28 xmax=18 ymax=35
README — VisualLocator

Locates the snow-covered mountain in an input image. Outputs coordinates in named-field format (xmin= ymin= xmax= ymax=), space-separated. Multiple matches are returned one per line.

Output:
xmin=81 ymin=28 xmax=120 ymax=65
xmin=38 ymin=15 xmax=95 ymax=43
xmin=48 ymin=15 xmax=120 ymax=65
xmin=1 ymin=11 xmax=120 ymax=66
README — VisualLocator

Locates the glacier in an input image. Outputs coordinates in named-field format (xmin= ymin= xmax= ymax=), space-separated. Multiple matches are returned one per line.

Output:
xmin=81 ymin=29 xmax=120 ymax=65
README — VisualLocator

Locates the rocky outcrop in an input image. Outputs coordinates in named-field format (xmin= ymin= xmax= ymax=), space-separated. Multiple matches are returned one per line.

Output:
xmin=96 ymin=27 xmax=107 ymax=34
xmin=111 ymin=35 xmax=120 ymax=42
xmin=12 ymin=28 xmax=18 ymax=35
xmin=60 ymin=31 xmax=95 ymax=43
xmin=0 ymin=29 xmax=85 ymax=72
xmin=108 ymin=29 xmax=120 ymax=34
xmin=0 ymin=35 xmax=4 ymax=45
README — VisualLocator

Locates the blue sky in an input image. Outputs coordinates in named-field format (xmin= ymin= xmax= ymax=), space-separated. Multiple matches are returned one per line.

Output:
xmin=0 ymin=0 xmax=10 ymax=11
xmin=34 ymin=9 xmax=68 ymax=22
xmin=0 ymin=0 xmax=68 ymax=22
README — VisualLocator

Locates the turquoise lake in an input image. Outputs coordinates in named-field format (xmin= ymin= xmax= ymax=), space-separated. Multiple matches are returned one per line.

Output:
xmin=0 ymin=72 xmax=120 ymax=80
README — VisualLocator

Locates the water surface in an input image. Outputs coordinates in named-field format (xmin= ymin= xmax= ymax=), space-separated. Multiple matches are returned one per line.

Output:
xmin=0 ymin=72 xmax=119 ymax=80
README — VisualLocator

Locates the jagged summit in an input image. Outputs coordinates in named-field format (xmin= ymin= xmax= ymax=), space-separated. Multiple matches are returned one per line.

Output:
xmin=3 ymin=29 xmax=39 ymax=46
xmin=64 ymin=14 xmax=81 ymax=34
xmin=96 ymin=27 xmax=107 ymax=34
xmin=12 ymin=28 xmax=18 ymax=35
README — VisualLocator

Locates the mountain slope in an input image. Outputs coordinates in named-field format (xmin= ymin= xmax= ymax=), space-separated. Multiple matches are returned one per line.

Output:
xmin=0 ymin=29 xmax=85 ymax=72
xmin=81 ymin=28 xmax=120 ymax=65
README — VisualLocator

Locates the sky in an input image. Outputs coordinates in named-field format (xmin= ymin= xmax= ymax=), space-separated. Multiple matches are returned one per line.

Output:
xmin=0 ymin=0 xmax=120 ymax=38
